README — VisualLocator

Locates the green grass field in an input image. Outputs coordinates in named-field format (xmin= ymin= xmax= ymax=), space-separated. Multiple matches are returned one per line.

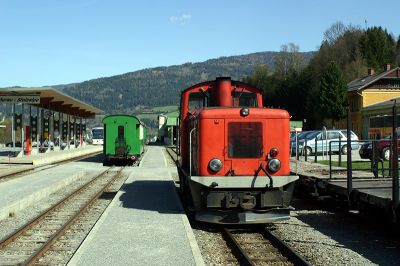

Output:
xmin=317 ymin=159 xmax=398 ymax=177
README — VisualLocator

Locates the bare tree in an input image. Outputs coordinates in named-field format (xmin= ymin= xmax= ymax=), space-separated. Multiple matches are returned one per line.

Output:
xmin=274 ymin=43 xmax=305 ymax=79
xmin=323 ymin=21 xmax=347 ymax=46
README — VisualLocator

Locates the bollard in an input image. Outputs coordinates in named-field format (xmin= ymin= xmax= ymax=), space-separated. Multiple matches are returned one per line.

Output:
xmin=389 ymin=136 xmax=392 ymax=177
xmin=304 ymin=138 xmax=308 ymax=162
xmin=338 ymin=135 xmax=342 ymax=167
xmin=315 ymin=138 xmax=318 ymax=163
xmin=329 ymin=141 xmax=332 ymax=179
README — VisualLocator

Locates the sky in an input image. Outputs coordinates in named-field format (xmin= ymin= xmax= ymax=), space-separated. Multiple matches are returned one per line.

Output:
xmin=0 ymin=0 xmax=399 ymax=87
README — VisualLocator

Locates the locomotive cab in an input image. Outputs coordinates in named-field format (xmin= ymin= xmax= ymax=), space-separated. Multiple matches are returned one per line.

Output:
xmin=178 ymin=77 xmax=299 ymax=224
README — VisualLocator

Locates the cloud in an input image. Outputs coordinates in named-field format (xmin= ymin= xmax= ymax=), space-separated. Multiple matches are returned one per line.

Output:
xmin=170 ymin=14 xmax=192 ymax=24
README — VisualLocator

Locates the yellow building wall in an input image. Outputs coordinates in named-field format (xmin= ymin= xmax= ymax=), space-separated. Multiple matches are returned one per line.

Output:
xmin=362 ymin=90 xmax=400 ymax=106
xmin=344 ymin=88 xmax=400 ymax=138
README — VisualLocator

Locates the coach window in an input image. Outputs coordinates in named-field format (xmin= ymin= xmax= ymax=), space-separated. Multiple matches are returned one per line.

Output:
xmin=118 ymin=126 xmax=124 ymax=139
xmin=232 ymin=92 xmax=258 ymax=107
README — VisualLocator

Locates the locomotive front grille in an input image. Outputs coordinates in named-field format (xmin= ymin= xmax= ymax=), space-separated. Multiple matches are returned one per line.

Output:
xmin=228 ymin=122 xmax=263 ymax=158
xmin=202 ymin=190 xmax=283 ymax=209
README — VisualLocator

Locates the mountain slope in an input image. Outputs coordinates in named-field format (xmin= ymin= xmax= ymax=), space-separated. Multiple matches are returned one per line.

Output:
xmin=59 ymin=51 xmax=314 ymax=115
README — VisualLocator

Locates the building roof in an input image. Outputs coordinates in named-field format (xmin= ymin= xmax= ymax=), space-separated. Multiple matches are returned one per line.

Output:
xmin=166 ymin=117 xmax=178 ymax=126
xmin=348 ymin=67 xmax=400 ymax=92
xmin=0 ymin=87 xmax=103 ymax=118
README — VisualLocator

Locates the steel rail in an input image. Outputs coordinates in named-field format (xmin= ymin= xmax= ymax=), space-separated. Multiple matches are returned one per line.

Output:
xmin=261 ymin=227 xmax=311 ymax=266
xmin=221 ymin=227 xmax=255 ymax=266
xmin=23 ymin=167 xmax=123 ymax=265
xmin=0 ymin=166 xmax=111 ymax=250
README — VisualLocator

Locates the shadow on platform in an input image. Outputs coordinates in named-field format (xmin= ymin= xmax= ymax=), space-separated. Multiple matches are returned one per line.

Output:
xmin=119 ymin=180 xmax=184 ymax=214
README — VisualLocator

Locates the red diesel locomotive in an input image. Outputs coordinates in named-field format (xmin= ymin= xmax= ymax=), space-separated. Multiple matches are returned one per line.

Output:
xmin=178 ymin=77 xmax=298 ymax=224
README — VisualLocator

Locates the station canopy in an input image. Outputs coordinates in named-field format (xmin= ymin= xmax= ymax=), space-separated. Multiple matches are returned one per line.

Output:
xmin=0 ymin=87 xmax=103 ymax=118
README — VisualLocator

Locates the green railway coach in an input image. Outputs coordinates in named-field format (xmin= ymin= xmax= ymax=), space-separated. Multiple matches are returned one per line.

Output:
xmin=102 ymin=115 xmax=146 ymax=165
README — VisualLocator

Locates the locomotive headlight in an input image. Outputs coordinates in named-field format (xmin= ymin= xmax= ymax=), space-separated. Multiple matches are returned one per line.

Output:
xmin=268 ymin=158 xmax=281 ymax=172
xmin=209 ymin=158 xmax=223 ymax=172
xmin=240 ymin=108 xmax=249 ymax=117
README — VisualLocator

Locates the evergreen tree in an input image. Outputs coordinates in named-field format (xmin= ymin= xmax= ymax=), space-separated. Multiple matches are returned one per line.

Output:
xmin=318 ymin=61 xmax=348 ymax=125
xmin=244 ymin=64 xmax=269 ymax=91
xmin=396 ymin=35 xmax=400 ymax=66
xmin=359 ymin=26 xmax=395 ymax=70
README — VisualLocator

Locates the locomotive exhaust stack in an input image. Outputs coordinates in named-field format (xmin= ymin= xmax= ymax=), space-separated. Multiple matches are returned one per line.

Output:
xmin=215 ymin=77 xmax=233 ymax=107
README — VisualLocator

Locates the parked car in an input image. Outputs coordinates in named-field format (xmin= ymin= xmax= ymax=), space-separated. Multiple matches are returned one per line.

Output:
xmin=359 ymin=136 xmax=400 ymax=161
xmin=298 ymin=130 xmax=359 ymax=156
xmin=5 ymin=141 xmax=22 ymax=147
xmin=290 ymin=131 xmax=318 ymax=155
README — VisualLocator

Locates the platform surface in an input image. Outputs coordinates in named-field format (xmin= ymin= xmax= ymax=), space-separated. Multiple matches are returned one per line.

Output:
xmin=293 ymin=160 xmax=400 ymax=208
xmin=0 ymin=145 xmax=103 ymax=178
xmin=68 ymin=146 xmax=204 ymax=266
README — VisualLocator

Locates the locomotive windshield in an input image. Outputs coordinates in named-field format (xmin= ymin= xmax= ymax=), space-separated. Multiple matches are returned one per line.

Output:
xmin=232 ymin=92 xmax=258 ymax=107
xmin=189 ymin=92 xmax=208 ymax=110
xmin=228 ymin=122 xmax=263 ymax=158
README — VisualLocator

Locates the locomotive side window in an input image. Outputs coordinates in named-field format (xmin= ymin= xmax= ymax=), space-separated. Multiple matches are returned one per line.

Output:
xmin=188 ymin=92 xmax=208 ymax=110
xmin=232 ymin=92 xmax=258 ymax=107
xmin=228 ymin=122 xmax=262 ymax=158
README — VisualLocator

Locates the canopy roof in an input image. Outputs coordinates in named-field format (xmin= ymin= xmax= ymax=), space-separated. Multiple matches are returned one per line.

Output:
xmin=0 ymin=87 xmax=103 ymax=118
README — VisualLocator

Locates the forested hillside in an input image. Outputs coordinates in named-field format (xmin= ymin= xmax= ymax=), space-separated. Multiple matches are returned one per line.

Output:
xmin=57 ymin=51 xmax=314 ymax=115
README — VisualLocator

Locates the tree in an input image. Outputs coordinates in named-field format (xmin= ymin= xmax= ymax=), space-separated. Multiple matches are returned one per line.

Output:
xmin=274 ymin=43 xmax=305 ymax=79
xmin=323 ymin=21 xmax=347 ymax=46
xmin=359 ymin=26 xmax=396 ymax=70
xmin=396 ymin=35 xmax=400 ymax=66
xmin=244 ymin=64 xmax=269 ymax=91
xmin=318 ymin=62 xmax=348 ymax=125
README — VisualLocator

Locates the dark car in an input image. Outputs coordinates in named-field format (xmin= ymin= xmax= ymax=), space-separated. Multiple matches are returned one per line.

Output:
xmin=359 ymin=142 xmax=373 ymax=159
xmin=359 ymin=136 xmax=400 ymax=161
xmin=5 ymin=141 xmax=22 ymax=147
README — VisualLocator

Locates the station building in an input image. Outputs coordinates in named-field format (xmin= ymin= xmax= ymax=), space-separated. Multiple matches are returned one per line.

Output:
xmin=335 ymin=65 xmax=400 ymax=139
xmin=0 ymin=87 xmax=103 ymax=156
xmin=158 ymin=114 xmax=178 ymax=145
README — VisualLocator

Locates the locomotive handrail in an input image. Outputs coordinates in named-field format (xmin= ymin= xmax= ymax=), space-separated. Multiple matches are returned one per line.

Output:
xmin=189 ymin=128 xmax=196 ymax=177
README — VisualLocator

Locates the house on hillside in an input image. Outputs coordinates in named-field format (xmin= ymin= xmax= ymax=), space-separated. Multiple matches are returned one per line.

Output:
xmin=338 ymin=64 xmax=400 ymax=139
xmin=158 ymin=114 xmax=178 ymax=145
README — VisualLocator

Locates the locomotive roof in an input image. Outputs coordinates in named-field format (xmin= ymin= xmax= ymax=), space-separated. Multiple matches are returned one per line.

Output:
xmin=102 ymin=114 xmax=146 ymax=127
xmin=181 ymin=79 xmax=262 ymax=94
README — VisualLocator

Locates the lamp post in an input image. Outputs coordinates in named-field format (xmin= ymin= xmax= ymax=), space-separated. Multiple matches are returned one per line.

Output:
xmin=391 ymin=99 xmax=399 ymax=222
xmin=346 ymin=106 xmax=353 ymax=205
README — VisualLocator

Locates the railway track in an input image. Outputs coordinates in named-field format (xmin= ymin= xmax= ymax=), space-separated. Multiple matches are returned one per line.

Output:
xmin=221 ymin=226 xmax=311 ymax=266
xmin=0 ymin=166 xmax=125 ymax=265
xmin=0 ymin=151 xmax=103 ymax=181
xmin=165 ymin=146 xmax=178 ymax=163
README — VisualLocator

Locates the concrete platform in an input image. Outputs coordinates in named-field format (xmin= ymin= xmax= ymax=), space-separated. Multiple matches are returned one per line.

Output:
xmin=293 ymin=160 xmax=400 ymax=217
xmin=68 ymin=146 xmax=204 ymax=266
xmin=0 ymin=145 xmax=103 ymax=178
xmin=0 ymin=145 xmax=102 ymax=165
xmin=0 ymin=161 xmax=107 ymax=221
